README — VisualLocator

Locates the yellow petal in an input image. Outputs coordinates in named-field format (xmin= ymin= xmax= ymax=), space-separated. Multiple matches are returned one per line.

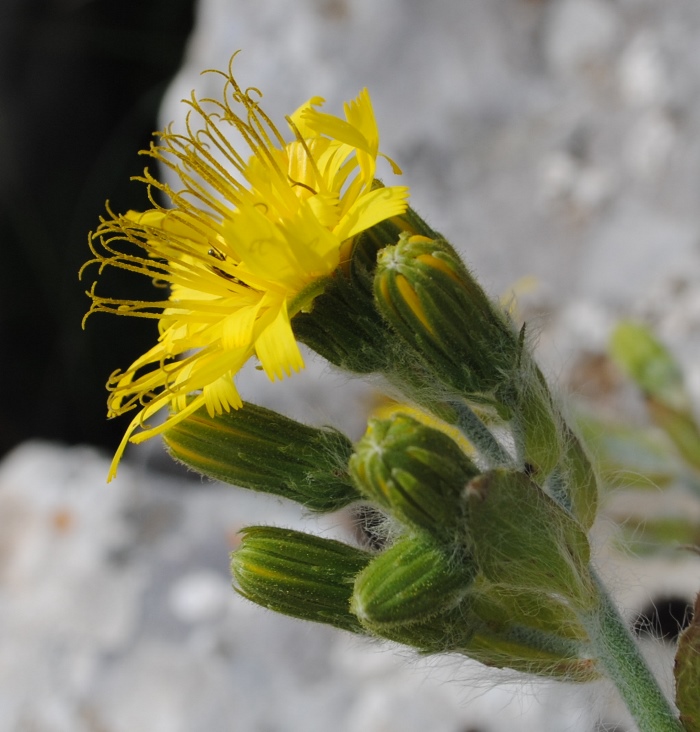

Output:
xmin=288 ymin=96 xmax=326 ymax=137
xmin=221 ymin=300 xmax=264 ymax=350
xmin=255 ymin=301 xmax=305 ymax=381
xmin=334 ymin=185 xmax=410 ymax=242
xmin=203 ymin=374 xmax=242 ymax=416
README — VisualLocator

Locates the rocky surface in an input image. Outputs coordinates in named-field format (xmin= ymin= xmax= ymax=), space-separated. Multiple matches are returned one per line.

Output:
xmin=0 ymin=442 xmax=601 ymax=732
xmin=5 ymin=0 xmax=700 ymax=730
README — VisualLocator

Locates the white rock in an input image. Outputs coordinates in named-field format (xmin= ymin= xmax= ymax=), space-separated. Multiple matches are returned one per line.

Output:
xmin=624 ymin=110 xmax=676 ymax=179
xmin=168 ymin=570 xmax=231 ymax=624
xmin=576 ymin=203 xmax=700 ymax=305
xmin=618 ymin=34 xmax=668 ymax=107
xmin=545 ymin=0 xmax=619 ymax=75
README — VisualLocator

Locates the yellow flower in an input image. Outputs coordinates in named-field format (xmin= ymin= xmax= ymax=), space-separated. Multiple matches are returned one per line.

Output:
xmin=81 ymin=59 xmax=409 ymax=480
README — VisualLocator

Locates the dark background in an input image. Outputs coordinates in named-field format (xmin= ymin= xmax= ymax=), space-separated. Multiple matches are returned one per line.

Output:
xmin=0 ymin=0 xmax=195 ymax=458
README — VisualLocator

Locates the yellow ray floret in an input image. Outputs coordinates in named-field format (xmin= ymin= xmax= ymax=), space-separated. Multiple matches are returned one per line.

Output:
xmin=81 ymin=58 xmax=409 ymax=480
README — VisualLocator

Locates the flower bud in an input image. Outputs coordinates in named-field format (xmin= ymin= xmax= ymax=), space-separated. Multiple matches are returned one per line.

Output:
xmin=231 ymin=526 xmax=372 ymax=633
xmin=349 ymin=413 xmax=479 ymax=537
xmin=465 ymin=470 xmax=594 ymax=609
xmin=374 ymin=235 xmax=520 ymax=401
xmin=164 ymin=402 xmax=360 ymax=513
xmin=352 ymin=535 xmax=475 ymax=628
xmin=356 ymin=575 xmax=597 ymax=681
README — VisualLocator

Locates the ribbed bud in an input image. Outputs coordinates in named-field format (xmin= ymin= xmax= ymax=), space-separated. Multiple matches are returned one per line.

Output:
xmin=231 ymin=526 xmax=372 ymax=633
xmin=163 ymin=402 xmax=360 ymax=513
xmin=465 ymin=470 xmax=594 ymax=609
xmin=349 ymin=413 xmax=478 ymax=537
xmin=352 ymin=535 xmax=475 ymax=628
xmin=374 ymin=234 xmax=520 ymax=401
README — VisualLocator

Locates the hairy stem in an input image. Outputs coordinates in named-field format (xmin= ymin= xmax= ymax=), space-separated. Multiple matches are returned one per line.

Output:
xmin=449 ymin=400 xmax=514 ymax=468
xmin=579 ymin=568 xmax=683 ymax=732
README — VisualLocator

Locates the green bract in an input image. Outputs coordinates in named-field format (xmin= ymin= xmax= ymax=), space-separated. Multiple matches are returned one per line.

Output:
xmin=465 ymin=469 xmax=594 ymax=609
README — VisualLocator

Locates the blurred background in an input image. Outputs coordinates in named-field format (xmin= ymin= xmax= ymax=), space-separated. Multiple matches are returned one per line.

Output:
xmin=2 ymin=1 xmax=700 ymax=730
xmin=0 ymin=0 xmax=195 ymax=456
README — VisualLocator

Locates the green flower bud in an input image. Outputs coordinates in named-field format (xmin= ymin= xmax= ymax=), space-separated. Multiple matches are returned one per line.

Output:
xmin=507 ymin=362 xmax=598 ymax=527
xmin=352 ymin=535 xmax=476 ymax=628
xmin=231 ymin=526 xmax=372 ymax=633
xmin=359 ymin=581 xmax=596 ymax=681
xmin=374 ymin=234 xmax=520 ymax=401
xmin=351 ymin=202 xmax=443 ymax=279
xmin=163 ymin=402 xmax=360 ymax=513
xmin=349 ymin=413 xmax=479 ymax=537
xmin=465 ymin=470 xmax=594 ymax=609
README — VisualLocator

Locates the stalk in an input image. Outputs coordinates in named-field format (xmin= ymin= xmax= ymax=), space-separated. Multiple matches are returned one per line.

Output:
xmin=579 ymin=568 xmax=683 ymax=732
xmin=449 ymin=400 xmax=514 ymax=468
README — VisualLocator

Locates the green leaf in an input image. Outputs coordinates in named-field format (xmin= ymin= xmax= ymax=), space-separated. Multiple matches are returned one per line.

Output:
xmin=616 ymin=516 xmax=700 ymax=556
xmin=610 ymin=322 xmax=686 ymax=411
xmin=675 ymin=592 xmax=700 ymax=732
xmin=577 ymin=415 xmax=679 ymax=490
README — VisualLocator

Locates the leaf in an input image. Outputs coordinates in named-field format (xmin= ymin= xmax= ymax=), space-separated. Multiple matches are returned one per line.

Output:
xmin=577 ymin=415 xmax=679 ymax=490
xmin=617 ymin=517 xmax=700 ymax=556
xmin=675 ymin=591 xmax=700 ymax=731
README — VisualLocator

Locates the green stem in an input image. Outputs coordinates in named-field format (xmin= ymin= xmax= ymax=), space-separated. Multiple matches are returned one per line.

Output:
xmin=449 ymin=400 xmax=514 ymax=468
xmin=579 ymin=568 xmax=683 ymax=732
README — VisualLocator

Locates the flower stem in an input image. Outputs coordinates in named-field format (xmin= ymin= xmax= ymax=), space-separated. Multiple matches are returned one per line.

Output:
xmin=579 ymin=567 xmax=683 ymax=732
xmin=449 ymin=400 xmax=514 ymax=468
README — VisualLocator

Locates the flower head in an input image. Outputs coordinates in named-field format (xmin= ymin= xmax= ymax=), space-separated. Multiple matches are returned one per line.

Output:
xmin=81 ymin=58 xmax=409 ymax=480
